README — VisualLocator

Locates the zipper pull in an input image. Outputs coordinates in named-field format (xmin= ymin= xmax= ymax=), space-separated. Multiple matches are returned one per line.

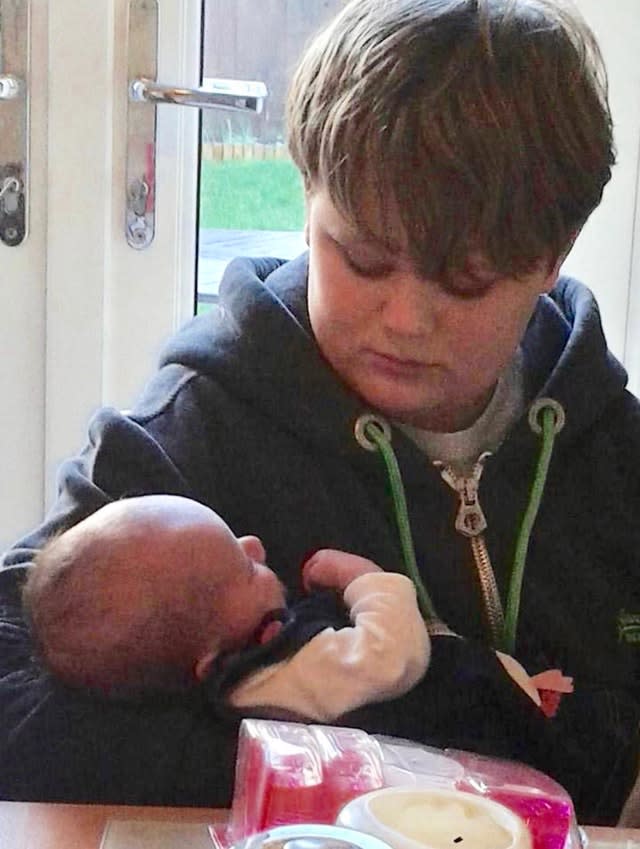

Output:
xmin=435 ymin=452 xmax=491 ymax=538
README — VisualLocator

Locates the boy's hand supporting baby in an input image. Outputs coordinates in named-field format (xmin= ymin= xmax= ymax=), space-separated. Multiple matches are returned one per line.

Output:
xmin=302 ymin=550 xmax=383 ymax=593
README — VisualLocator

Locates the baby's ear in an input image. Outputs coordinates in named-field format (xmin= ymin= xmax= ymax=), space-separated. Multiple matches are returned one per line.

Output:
xmin=194 ymin=648 xmax=219 ymax=682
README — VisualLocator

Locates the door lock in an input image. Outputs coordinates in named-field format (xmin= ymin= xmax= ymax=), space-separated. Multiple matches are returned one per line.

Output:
xmin=0 ymin=1 xmax=30 ymax=247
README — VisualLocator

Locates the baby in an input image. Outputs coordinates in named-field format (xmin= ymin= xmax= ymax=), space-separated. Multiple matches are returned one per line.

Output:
xmin=23 ymin=495 xmax=431 ymax=721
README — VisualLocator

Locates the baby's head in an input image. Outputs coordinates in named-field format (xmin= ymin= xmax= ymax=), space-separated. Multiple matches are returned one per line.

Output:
xmin=23 ymin=495 xmax=286 ymax=694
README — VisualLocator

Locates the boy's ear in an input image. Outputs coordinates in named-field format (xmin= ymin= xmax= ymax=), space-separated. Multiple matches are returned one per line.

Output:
xmin=194 ymin=647 xmax=219 ymax=682
xmin=542 ymin=257 xmax=563 ymax=294
xmin=541 ymin=228 xmax=582 ymax=294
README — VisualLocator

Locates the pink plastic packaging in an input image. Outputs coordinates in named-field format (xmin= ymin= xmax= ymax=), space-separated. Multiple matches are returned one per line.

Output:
xmin=452 ymin=750 xmax=579 ymax=849
xmin=228 ymin=722 xmax=385 ymax=843
xmin=225 ymin=719 xmax=581 ymax=849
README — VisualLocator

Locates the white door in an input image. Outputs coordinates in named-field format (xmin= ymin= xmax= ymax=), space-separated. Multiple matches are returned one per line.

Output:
xmin=1 ymin=0 xmax=201 ymax=551
xmin=1 ymin=4 xmax=46 ymax=551
xmin=1 ymin=0 xmax=639 ymax=552
xmin=43 ymin=0 xmax=201 ymax=464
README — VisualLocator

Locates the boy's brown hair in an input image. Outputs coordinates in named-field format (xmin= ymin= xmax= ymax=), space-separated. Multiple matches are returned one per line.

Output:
xmin=287 ymin=0 xmax=614 ymax=279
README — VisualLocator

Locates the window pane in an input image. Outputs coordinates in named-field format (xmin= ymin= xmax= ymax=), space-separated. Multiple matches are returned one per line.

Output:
xmin=197 ymin=0 xmax=343 ymax=312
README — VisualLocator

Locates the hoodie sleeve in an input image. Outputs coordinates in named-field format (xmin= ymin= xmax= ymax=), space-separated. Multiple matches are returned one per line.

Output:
xmin=0 ymin=399 xmax=248 ymax=806
xmin=229 ymin=572 xmax=430 ymax=721
xmin=619 ymin=770 xmax=640 ymax=826
xmin=2 ymin=396 xmax=198 ymax=570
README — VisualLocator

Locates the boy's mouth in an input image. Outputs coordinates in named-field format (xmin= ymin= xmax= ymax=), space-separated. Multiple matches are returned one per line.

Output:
xmin=365 ymin=350 xmax=429 ymax=379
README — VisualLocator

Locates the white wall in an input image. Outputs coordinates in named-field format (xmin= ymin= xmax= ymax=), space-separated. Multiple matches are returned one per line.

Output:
xmin=561 ymin=0 xmax=640 ymax=395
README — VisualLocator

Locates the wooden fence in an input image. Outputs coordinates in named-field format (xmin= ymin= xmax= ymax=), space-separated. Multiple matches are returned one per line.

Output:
xmin=202 ymin=0 xmax=344 ymax=144
xmin=201 ymin=141 xmax=289 ymax=162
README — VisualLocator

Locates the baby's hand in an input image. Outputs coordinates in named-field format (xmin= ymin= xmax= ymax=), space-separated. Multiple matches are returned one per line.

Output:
xmin=496 ymin=651 xmax=542 ymax=707
xmin=302 ymin=550 xmax=382 ymax=593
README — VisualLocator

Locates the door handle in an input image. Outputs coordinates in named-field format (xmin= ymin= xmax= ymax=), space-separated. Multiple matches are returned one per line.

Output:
xmin=0 ymin=0 xmax=30 ymax=247
xmin=126 ymin=0 xmax=267 ymax=249
xmin=130 ymin=78 xmax=265 ymax=114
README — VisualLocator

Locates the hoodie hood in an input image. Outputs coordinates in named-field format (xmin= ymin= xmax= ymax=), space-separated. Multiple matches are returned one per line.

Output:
xmin=522 ymin=276 xmax=627 ymax=442
xmin=160 ymin=254 xmax=374 ymax=462
xmin=160 ymin=254 xmax=628 ymax=454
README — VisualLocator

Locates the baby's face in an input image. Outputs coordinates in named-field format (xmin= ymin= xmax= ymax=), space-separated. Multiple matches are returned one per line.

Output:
xmin=191 ymin=518 xmax=287 ymax=652
xmin=221 ymin=533 xmax=287 ymax=648
xmin=91 ymin=496 xmax=287 ymax=656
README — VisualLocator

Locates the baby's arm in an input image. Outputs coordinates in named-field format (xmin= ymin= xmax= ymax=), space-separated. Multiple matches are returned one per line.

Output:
xmin=304 ymin=553 xmax=542 ymax=706
xmin=229 ymin=551 xmax=430 ymax=721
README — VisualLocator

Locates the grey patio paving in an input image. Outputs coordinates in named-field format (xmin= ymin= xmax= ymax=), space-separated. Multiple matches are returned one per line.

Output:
xmin=198 ymin=228 xmax=307 ymax=300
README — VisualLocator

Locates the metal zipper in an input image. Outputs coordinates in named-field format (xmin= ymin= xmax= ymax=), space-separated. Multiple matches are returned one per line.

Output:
xmin=434 ymin=453 xmax=505 ymax=647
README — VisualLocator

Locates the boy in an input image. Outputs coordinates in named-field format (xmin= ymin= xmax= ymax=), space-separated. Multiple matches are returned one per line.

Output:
xmin=2 ymin=0 xmax=638 ymax=822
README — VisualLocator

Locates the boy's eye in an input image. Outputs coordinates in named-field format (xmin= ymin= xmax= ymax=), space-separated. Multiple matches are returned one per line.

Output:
xmin=441 ymin=272 xmax=500 ymax=300
xmin=340 ymin=246 xmax=394 ymax=279
xmin=346 ymin=257 xmax=393 ymax=278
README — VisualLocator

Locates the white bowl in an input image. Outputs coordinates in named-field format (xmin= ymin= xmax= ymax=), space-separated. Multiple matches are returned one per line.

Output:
xmin=336 ymin=787 xmax=532 ymax=849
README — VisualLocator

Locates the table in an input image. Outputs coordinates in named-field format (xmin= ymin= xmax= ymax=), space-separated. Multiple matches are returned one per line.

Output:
xmin=0 ymin=802 xmax=638 ymax=849
xmin=0 ymin=803 xmax=222 ymax=849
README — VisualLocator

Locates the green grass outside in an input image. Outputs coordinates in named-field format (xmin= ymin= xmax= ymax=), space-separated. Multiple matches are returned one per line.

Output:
xmin=199 ymin=157 xmax=305 ymax=231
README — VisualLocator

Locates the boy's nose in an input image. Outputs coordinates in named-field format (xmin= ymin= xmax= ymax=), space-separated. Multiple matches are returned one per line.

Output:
xmin=381 ymin=274 xmax=434 ymax=338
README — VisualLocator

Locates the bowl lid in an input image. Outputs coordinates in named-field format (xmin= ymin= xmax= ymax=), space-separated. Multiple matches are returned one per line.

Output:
xmin=232 ymin=824 xmax=394 ymax=849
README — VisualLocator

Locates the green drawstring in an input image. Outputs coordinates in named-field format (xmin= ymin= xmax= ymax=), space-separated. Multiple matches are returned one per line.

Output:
xmin=502 ymin=399 xmax=565 ymax=654
xmin=356 ymin=397 xmax=564 ymax=651
xmin=358 ymin=416 xmax=440 ymax=626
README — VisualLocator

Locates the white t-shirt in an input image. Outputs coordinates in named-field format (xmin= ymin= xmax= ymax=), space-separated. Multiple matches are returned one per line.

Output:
xmin=398 ymin=350 xmax=526 ymax=473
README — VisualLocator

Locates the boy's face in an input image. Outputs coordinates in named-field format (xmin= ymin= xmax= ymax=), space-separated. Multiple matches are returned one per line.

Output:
xmin=306 ymin=188 xmax=560 ymax=432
